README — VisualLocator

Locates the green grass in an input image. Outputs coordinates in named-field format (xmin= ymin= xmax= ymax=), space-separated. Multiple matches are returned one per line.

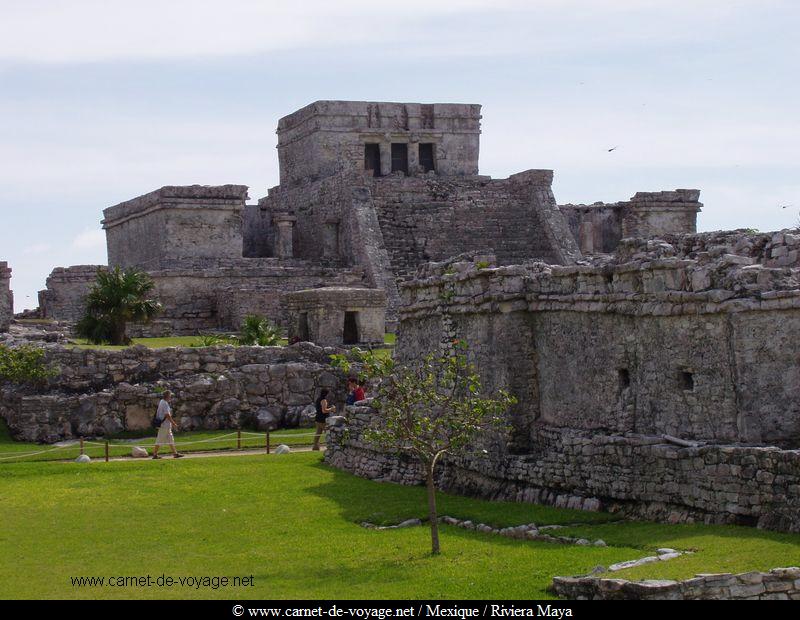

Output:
xmin=0 ymin=420 xmax=320 ymax=463
xmin=556 ymin=520 xmax=800 ymax=581
xmin=0 ymin=453 xmax=631 ymax=599
xmin=384 ymin=333 xmax=396 ymax=345
xmin=2 ymin=453 xmax=800 ymax=600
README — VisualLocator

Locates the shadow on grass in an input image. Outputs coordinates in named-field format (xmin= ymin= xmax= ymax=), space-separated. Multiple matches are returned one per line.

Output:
xmin=306 ymin=460 xmax=618 ymax=528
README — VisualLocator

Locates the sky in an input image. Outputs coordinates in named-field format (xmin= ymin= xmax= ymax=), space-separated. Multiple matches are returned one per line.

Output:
xmin=1 ymin=0 xmax=799 ymax=310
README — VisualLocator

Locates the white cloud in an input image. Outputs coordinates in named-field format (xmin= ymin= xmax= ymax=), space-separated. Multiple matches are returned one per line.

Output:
xmin=0 ymin=0 xmax=786 ymax=63
xmin=23 ymin=243 xmax=52 ymax=255
xmin=71 ymin=229 xmax=106 ymax=251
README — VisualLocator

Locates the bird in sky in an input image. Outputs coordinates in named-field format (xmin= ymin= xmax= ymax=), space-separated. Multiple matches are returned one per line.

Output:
xmin=780 ymin=204 xmax=792 ymax=209
xmin=607 ymin=146 xmax=618 ymax=152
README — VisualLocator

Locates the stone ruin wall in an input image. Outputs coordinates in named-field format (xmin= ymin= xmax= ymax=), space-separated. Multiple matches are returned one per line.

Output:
xmin=369 ymin=169 xmax=581 ymax=280
xmin=560 ymin=189 xmax=702 ymax=255
xmin=0 ymin=262 xmax=12 ymax=332
xmin=259 ymin=168 xmax=583 ymax=322
xmin=39 ymin=265 xmax=102 ymax=324
xmin=275 ymin=101 xmax=481 ymax=186
xmin=326 ymin=230 xmax=800 ymax=531
xmin=283 ymin=287 xmax=386 ymax=346
xmin=0 ymin=343 xmax=348 ymax=443
xmin=103 ymin=185 xmax=249 ymax=270
xmin=552 ymin=567 xmax=800 ymax=600
xmin=130 ymin=260 xmax=365 ymax=336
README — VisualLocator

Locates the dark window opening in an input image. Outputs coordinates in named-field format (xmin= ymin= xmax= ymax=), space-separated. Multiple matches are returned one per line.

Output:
xmin=364 ymin=143 xmax=381 ymax=177
xmin=298 ymin=313 xmax=309 ymax=342
xmin=391 ymin=143 xmax=409 ymax=174
xmin=343 ymin=312 xmax=359 ymax=345
xmin=680 ymin=371 xmax=694 ymax=391
xmin=618 ymin=368 xmax=630 ymax=391
xmin=323 ymin=223 xmax=339 ymax=259
xmin=419 ymin=143 xmax=435 ymax=173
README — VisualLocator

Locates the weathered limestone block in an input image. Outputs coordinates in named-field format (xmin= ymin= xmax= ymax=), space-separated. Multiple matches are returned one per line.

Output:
xmin=0 ymin=262 xmax=11 ymax=332
xmin=284 ymin=287 xmax=386 ymax=346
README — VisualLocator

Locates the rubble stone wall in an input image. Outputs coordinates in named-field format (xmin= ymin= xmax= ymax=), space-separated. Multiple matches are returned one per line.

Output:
xmin=0 ymin=343 xmax=347 ymax=443
xmin=39 ymin=261 xmax=365 ymax=335
xmin=552 ymin=567 xmax=800 ymax=600
xmin=560 ymin=190 xmax=702 ymax=254
xmin=371 ymin=170 xmax=581 ymax=280
xmin=39 ymin=265 xmax=102 ymax=323
xmin=0 ymin=262 xmax=12 ymax=332
xmin=326 ymin=235 xmax=800 ymax=531
xmin=327 ymin=408 xmax=800 ymax=532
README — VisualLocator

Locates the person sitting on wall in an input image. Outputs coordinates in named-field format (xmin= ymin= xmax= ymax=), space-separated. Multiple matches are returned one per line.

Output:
xmin=354 ymin=379 xmax=366 ymax=403
xmin=313 ymin=389 xmax=336 ymax=451
xmin=345 ymin=377 xmax=358 ymax=405
xmin=153 ymin=390 xmax=184 ymax=459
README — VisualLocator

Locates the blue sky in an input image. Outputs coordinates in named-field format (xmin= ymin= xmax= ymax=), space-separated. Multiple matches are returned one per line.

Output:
xmin=1 ymin=0 xmax=798 ymax=310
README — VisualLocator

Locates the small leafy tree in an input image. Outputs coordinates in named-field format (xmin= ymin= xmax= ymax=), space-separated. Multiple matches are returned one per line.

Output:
xmin=237 ymin=315 xmax=281 ymax=346
xmin=0 ymin=344 xmax=56 ymax=384
xmin=332 ymin=341 xmax=516 ymax=555
xmin=75 ymin=267 xmax=162 ymax=345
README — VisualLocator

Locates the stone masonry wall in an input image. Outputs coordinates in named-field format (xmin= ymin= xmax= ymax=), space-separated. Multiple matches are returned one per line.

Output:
xmin=552 ymin=567 xmax=800 ymax=600
xmin=38 ymin=260 xmax=365 ymax=334
xmin=275 ymin=101 xmax=481 ymax=186
xmin=325 ymin=233 xmax=800 ymax=532
xmin=0 ymin=262 xmax=12 ymax=332
xmin=40 ymin=265 xmax=102 ymax=323
xmin=102 ymin=185 xmax=248 ymax=270
xmin=326 ymin=409 xmax=800 ymax=533
xmin=370 ymin=170 xmax=581 ymax=281
xmin=560 ymin=189 xmax=701 ymax=254
xmin=395 ymin=246 xmax=800 ymax=446
xmin=0 ymin=343 xmax=347 ymax=443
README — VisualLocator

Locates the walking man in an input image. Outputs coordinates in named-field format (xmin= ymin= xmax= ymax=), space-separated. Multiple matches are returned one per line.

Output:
xmin=153 ymin=390 xmax=184 ymax=459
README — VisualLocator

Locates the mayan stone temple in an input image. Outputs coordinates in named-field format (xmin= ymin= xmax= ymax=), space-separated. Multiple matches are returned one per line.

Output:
xmin=34 ymin=100 xmax=702 ymax=342
xmin=4 ymin=100 xmax=800 ymax=542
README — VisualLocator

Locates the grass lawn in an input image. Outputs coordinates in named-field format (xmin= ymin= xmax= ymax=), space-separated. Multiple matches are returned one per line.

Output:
xmin=0 ymin=420 xmax=320 ymax=463
xmin=2 ymin=452 xmax=800 ymax=599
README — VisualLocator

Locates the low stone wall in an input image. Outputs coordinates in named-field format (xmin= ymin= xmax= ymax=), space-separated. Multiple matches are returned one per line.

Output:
xmin=552 ymin=567 xmax=800 ymax=600
xmin=326 ymin=410 xmax=800 ymax=533
xmin=0 ymin=262 xmax=11 ymax=332
xmin=0 ymin=343 xmax=347 ymax=442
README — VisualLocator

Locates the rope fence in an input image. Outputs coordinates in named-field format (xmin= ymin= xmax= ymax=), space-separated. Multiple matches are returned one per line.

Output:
xmin=0 ymin=428 xmax=326 ymax=464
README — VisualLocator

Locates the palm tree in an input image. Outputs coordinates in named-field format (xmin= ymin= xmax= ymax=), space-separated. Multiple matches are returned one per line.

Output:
xmin=76 ymin=267 xmax=162 ymax=345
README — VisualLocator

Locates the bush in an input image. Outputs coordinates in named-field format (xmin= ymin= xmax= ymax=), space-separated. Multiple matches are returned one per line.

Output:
xmin=190 ymin=333 xmax=236 ymax=348
xmin=0 ymin=345 xmax=56 ymax=384
xmin=75 ymin=267 xmax=162 ymax=345
xmin=237 ymin=315 xmax=281 ymax=346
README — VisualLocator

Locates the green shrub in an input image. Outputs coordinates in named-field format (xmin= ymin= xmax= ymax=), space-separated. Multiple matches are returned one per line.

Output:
xmin=238 ymin=315 xmax=281 ymax=346
xmin=475 ymin=260 xmax=491 ymax=270
xmin=190 ymin=333 xmax=235 ymax=348
xmin=75 ymin=267 xmax=162 ymax=345
xmin=0 ymin=345 xmax=56 ymax=384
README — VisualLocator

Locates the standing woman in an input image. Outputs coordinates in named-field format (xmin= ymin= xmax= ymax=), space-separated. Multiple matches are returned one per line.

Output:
xmin=312 ymin=389 xmax=336 ymax=451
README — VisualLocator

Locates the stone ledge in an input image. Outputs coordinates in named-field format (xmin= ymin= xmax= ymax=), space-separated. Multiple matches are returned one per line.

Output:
xmin=552 ymin=567 xmax=800 ymax=600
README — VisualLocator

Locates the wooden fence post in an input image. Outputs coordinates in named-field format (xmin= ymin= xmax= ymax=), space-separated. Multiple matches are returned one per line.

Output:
xmin=80 ymin=438 xmax=84 ymax=456
xmin=237 ymin=429 xmax=242 ymax=451
xmin=266 ymin=431 xmax=270 ymax=454
xmin=105 ymin=441 xmax=109 ymax=463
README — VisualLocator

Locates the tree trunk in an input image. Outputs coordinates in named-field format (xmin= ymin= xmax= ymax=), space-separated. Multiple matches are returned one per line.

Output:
xmin=112 ymin=321 xmax=128 ymax=346
xmin=426 ymin=462 xmax=440 ymax=555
